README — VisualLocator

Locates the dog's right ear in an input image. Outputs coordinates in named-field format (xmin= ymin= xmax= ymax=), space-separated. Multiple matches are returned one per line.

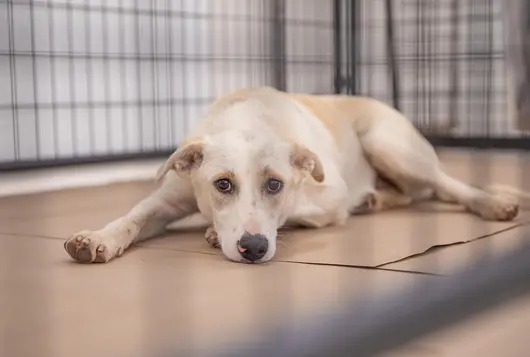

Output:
xmin=290 ymin=143 xmax=325 ymax=183
xmin=156 ymin=141 xmax=204 ymax=182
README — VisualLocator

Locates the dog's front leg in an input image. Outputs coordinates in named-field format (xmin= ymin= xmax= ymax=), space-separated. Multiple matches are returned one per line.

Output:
xmin=64 ymin=177 xmax=196 ymax=263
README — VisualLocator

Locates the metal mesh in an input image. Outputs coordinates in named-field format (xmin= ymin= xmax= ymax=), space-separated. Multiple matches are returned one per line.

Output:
xmin=0 ymin=0 xmax=334 ymax=167
xmin=335 ymin=0 xmax=519 ymax=138
xmin=0 ymin=0 xmax=528 ymax=165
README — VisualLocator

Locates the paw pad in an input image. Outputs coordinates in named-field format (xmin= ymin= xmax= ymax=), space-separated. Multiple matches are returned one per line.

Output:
xmin=64 ymin=231 xmax=121 ymax=264
xmin=204 ymin=227 xmax=220 ymax=249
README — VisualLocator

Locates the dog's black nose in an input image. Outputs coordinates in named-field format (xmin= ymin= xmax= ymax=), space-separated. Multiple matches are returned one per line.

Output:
xmin=237 ymin=233 xmax=268 ymax=262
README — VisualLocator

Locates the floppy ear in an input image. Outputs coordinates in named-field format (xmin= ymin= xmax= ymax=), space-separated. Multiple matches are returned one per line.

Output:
xmin=156 ymin=141 xmax=204 ymax=182
xmin=290 ymin=143 xmax=325 ymax=183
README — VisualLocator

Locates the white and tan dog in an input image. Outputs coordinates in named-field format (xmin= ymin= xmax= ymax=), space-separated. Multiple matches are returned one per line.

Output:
xmin=64 ymin=86 xmax=529 ymax=264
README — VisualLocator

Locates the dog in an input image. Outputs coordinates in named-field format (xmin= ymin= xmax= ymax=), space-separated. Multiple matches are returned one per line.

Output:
xmin=64 ymin=86 xmax=530 ymax=264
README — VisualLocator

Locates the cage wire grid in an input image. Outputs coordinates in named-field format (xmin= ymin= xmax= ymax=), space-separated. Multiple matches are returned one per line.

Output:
xmin=0 ymin=0 xmax=334 ymax=168
xmin=0 ymin=0 xmax=528 ymax=170
xmin=336 ymin=0 xmax=518 ymax=136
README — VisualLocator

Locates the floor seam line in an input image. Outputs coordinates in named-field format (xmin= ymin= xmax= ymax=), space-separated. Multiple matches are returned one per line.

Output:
xmin=376 ymin=222 xmax=529 ymax=268
xmin=0 ymin=232 xmax=65 ymax=241
xmin=137 ymin=245 xmax=443 ymax=276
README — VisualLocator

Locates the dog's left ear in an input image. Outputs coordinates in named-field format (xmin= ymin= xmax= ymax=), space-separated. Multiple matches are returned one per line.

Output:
xmin=290 ymin=143 xmax=325 ymax=183
xmin=156 ymin=141 xmax=204 ymax=182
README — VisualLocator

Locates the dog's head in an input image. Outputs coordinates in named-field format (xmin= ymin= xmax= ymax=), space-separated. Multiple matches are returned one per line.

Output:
xmin=157 ymin=131 xmax=324 ymax=264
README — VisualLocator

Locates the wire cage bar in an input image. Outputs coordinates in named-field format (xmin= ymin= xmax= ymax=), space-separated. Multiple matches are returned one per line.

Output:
xmin=0 ymin=0 xmax=335 ymax=170
xmin=335 ymin=0 xmax=530 ymax=144
xmin=1 ymin=0 xmax=529 ymax=171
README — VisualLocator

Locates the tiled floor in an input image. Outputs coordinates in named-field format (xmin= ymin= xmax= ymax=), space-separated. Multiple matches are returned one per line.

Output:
xmin=2 ymin=149 xmax=530 ymax=357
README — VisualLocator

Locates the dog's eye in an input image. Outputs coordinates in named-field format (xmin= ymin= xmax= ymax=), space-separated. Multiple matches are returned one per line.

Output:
xmin=214 ymin=178 xmax=233 ymax=193
xmin=266 ymin=179 xmax=283 ymax=194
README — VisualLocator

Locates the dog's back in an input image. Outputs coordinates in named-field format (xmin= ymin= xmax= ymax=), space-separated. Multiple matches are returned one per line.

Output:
xmin=187 ymin=87 xmax=362 ymax=172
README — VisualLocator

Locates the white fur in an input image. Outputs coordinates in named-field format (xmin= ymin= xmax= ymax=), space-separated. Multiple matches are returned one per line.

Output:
xmin=64 ymin=87 xmax=528 ymax=264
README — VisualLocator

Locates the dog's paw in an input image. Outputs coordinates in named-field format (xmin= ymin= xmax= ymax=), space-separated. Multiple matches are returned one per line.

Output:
xmin=469 ymin=194 xmax=519 ymax=222
xmin=351 ymin=192 xmax=380 ymax=214
xmin=204 ymin=226 xmax=220 ymax=249
xmin=64 ymin=230 xmax=124 ymax=263
xmin=332 ymin=209 xmax=349 ymax=226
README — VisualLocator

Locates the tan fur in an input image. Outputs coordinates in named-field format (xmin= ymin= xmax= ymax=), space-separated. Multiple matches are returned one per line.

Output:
xmin=288 ymin=91 xmax=526 ymax=220
xmin=289 ymin=93 xmax=346 ymax=148
xmin=353 ymin=188 xmax=413 ymax=214
xmin=156 ymin=141 xmax=204 ymax=181
xmin=205 ymin=86 xmax=276 ymax=119
xmin=64 ymin=86 xmax=530 ymax=265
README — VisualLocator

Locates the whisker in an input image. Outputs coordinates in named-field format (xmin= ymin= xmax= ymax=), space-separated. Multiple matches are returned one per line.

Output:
xmin=277 ymin=239 xmax=288 ymax=248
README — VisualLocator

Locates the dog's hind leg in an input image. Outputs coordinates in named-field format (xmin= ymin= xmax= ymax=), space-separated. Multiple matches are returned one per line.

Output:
xmin=351 ymin=185 xmax=413 ymax=215
xmin=357 ymin=116 xmax=519 ymax=221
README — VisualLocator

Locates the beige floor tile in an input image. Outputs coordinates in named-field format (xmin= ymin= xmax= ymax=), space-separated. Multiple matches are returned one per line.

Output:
xmin=2 ymin=148 xmax=530 ymax=357
xmin=383 ymin=295 xmax=530 ymax=357
xmin=140 ymin=207 xmax=524 ymax=267
xmin=383 ymin=225 xmax=530 ymax=275
xmin=2 ymin=195 xmax=523 ymax=268
xmin=0 ymin=234 xmax=429 ymax=357
xmin=0 ymin=181 xmax=155 ymax=222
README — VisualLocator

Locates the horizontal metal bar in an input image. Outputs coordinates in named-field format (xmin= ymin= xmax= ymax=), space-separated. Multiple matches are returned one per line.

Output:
xmin=189 ymin=238 xmax=530 ymax=357
xmin=2 ymin=137 xmax=529 ymax=172
xmin=0 ymin=98 xmax=213 ymax=111
xmin=0 ymin=150 xmax=174 ymax=172
xmin=0 ymin=51 xmax=502 ymax=64
xmin=0 ymin=0 xmax=332 ymax=28
xmin=425 ymin=136 xmax=530 ymax=149
xmin=0 ymin=51 xmax=334 ymax=64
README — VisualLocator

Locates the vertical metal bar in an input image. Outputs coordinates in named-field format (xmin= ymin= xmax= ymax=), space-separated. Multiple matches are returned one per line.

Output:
xmin=357 ymin=0 xmax=364 ymax=95
xmin=367 ymin=0 xmax=375 ymax=98
xmin=165 ymin=0 xmax=174 ymax=147
xmin=102 ymin=2 xmax=112 ymax=152
xmin=210 ymin=1 xmax=219 ymax=99
xmin=344 ymin=0 xmax=351 ymax=94
xmin=449 ymin=0 xmax=459 ymax=131
xmin=333 ymin=0 xmax=342 ymax=94
xmin=119 ymin=0 xmax=129 ymax=150
xmin=224 ymin=1 xmax=233 ymax=92
xmin=29 ymin=0 xmax=41 ymax=159
xmin=67 ymin=1 xmax=78 ymax=156
xmin=247 ymin=0 xmax=253 ymax=87
xmin=426 ymin=1 xmax=432 ymax=129
xmin=272 ymin=0 xmax=286 ymax=91
xmin=516 ymin=0 xmax=530 ymax=132
xmin=385 ymin=0 xmax=400 ymax=111
xmin=432 ymin=1 xmax=439 ymax=133
xmin=414 ymin=0 xmax=421 ymax=127
xmin=150 ymin=0 xmax=159 ymax=150
xmin=84 ymin=0 xmax=95 ymax=154
xmin=485 ymin=0 xmax=493 ymax=136
xmin=195 ymin=0 xmax=206 ymax=116
xmin=466 ymin=0 xmax=474 ymax=135
xmin=350 ymin=0 xmax=358 ymax=95
xmin=47 ymin=0 xmax=59 ymax=157
xmin=259 ymin=0 xmax=266 ymax=86
xmin=7 ymin=0 xmax=19 ymax=160
xmin=134 ymin=0 xmax=144 ymax=151
xmin=180 ymin=0 xmax=189 ymax=136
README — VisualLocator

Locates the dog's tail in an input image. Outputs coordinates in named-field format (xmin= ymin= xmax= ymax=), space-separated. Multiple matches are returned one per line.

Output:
xmin=483 ymin=184 xmax=530 ymax=210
